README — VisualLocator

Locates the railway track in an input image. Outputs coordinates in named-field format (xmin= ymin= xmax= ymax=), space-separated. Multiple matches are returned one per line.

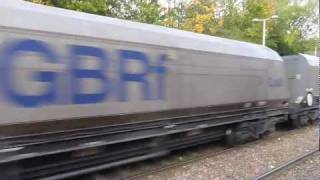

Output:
xmin=89 ymin=126 xmax=307 ymax=180
xmin=123 ymin=146 xmax=234 ymax=180
xmin=253 ymin=149 xmax=319 ymax=180
xmin=0 ymin=108 xmax=313 ymax=180
xmin=1 ymin=107 xmax=278 ymax=180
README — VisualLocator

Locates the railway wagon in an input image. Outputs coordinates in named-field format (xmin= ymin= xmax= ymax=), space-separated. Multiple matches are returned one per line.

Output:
xmin=0 ymin=0 xmax=292 ymax=179
xmin=283 ymin=54 xmax=319 ymax=127
xmin=0 ymin=0 xmax=289 ymax=134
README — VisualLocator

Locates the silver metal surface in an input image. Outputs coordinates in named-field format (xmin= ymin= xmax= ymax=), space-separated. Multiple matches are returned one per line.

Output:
xmin=283 ymin=54 xmax=319 ymax=105
xmin=0 ymin=1 xmax=289 ymax=126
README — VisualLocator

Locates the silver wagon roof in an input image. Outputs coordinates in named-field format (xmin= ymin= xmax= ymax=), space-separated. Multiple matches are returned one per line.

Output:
xmin=283 ymin=54 xmax=319 ymax=67
xmin=299 ymin=54 xmax=319 ymax=67
xmin=0 ymin=0 xmax=282 ymax=61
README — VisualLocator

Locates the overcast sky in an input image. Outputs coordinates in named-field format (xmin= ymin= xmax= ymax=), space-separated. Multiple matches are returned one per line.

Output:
xmin=158 ymin=0 xmax=183 ymax=7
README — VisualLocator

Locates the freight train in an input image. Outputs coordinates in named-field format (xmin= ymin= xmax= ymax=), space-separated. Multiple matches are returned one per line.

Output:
xmin=0 ymin=1 xmax=318 ymax=179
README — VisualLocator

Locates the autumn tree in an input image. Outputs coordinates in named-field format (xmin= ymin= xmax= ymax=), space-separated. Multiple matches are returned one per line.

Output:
xmin=27 ymin=0 xmax=319 ymax=55
xmin=29 ymin=0 xmax=163 ymax=24
xmin=215 ymin=0 xmax=318 ymax=55
xmin=180 ymin=0 xmax=218 ymax=34
xmin=215 ymin=0 xmax=245 ymax=40
xmin=161 ymin=1 xmax=188 ymax=28
xmin=27 ymin=0 xmax=56 ymax=5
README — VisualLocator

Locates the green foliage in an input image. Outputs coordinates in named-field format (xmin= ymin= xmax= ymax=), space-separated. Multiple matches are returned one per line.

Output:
xmin=161 ymin=1 xmax=188 ymax=28
xmin=180 ymin=0 xmax=218 ymax=34
xmin=104 ymin=0 xmax=163 ymax=23
xmin=27 ymin=0 xmax=319 ymax=56
xmin=57 ymin=0 xmax=107 ymax=15
xmin=267 ymin=0 xmax=318 ymax=55
xmin=27 ymin=0 xmax=54 ymax=5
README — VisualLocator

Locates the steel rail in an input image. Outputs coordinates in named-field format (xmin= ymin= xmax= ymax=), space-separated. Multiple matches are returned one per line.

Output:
xmin=40 ymin=151 xmax=169 ymax=180
xmin=3 ymin=120 xmax=313 ymax=179
xmin=253 ymin=149 xmax=319 ymax=180
xmin=124 ymin=147 xmax=234 ymax=180
xmin=110 ymin=127 xmax=307 ymax=180
xmin=0 ymin=110 xmax=311 ymax=180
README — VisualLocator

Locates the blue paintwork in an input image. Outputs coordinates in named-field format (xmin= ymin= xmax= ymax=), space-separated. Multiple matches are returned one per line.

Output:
xmin=0 ymin=39 xmax=167 ymax=107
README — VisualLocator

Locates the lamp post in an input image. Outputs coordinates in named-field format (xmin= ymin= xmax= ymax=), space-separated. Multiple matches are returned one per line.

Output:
xmin=252 ymin=15 xmax=278 ymax=46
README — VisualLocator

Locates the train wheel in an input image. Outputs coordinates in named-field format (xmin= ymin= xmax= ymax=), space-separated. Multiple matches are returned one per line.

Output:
xmin=225 ymin=128 xmax=237 ymax=146
xmin=291 ymin=118 xmax=302 ymax=128
xmin=225 ymin=123 xmax=259 ymax=146
xmin=0 ymin=163 xmax=20 ymax=180
xmin=306 ymin=93 xmax=313 ymax=107
xmin=291 ymin=114 xmax=310 ymax=128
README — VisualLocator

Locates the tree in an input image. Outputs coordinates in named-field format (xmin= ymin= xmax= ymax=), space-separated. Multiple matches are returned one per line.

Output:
xmin=215 ymin=0 xmax=318 ymax=55
xmin=27 ymin=0 xmax=319 ymax=55
xmin=215 ymin=0 xmax=247 ymax=41
xmin=180 ymin=0 xmax=218 ymax=34
xmin=162 ymin=1 xmax=188 ymax=28
xmin=267 ymin=0 xmax=318 ymax=55
xmin=57 ymin=0 xmax=107 ymax=15
xmin=27 ymin=0 xmax=55 ymax=6
xmin=29 ymin=0 xmax=163 ymax=24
